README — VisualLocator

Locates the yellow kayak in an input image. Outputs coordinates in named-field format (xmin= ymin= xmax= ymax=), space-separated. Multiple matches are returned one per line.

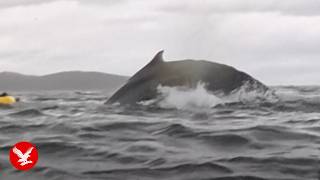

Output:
xmin=0 ymin=96 xmax=16 ymax=105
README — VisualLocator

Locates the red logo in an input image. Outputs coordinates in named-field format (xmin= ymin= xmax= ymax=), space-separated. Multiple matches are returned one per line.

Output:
xmin=9 ymin=141 xmax=38 ymax=171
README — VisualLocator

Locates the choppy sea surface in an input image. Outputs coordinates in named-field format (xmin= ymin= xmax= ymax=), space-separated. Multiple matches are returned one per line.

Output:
xmin=0 ymin=86 xmax=320 ymax=180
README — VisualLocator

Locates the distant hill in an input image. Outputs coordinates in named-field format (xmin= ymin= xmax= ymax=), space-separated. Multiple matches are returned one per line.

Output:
xmin=0 ymin=71 xmax=128 ymax=91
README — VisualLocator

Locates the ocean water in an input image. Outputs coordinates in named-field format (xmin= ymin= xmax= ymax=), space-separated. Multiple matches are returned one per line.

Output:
xmin=0 ymin=86 xmax=319 ymax=180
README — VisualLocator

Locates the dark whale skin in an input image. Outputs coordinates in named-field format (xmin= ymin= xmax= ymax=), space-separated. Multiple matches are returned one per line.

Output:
xmin=106 ymin=51 xmax=269 ymax=105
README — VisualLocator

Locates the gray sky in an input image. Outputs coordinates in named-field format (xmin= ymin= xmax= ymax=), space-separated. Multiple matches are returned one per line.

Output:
xmin=0 ymin=0 xmax=319 ymax=85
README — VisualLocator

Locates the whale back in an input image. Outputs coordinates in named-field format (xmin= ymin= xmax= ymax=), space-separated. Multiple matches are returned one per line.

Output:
xmin=106 ymin=51 xmax=268 ymax=104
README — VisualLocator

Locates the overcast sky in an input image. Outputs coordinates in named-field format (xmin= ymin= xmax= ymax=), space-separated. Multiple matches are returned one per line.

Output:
xmin=0 ymin=0 xmax=319 ymax=85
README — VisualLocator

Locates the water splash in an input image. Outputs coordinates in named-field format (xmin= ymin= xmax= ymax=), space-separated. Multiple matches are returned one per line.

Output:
xmin=156 ymin=82 xmax=222 ymax=110
xmin=141 ymin=81 xmax=278 ymax=110
xmin=227 ymin=81 xmax=279 ymax=103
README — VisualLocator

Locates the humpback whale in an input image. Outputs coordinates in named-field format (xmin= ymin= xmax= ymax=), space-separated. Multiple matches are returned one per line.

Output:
xmin=106 ymin=51 xmax=269 ymax=105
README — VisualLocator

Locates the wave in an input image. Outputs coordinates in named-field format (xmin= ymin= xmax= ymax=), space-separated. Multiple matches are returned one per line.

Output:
xmin=153 ymin=123 xmax=252 ymax=148
xmin=83 ymin=161 xmax=232 ymax=177
xmin=40 ymin=105 xmax=60 ymax=110
xmin=34 ymin=141 xmax=87 ymax=155
xmin=0 ymin=124 xmax=46 ymax=135
xmin=9 ymin=109 xmax=44 ymax=117
xmin=89 ymin=121 xmax=162 ymax=132
xmin=34 ymin=97 xmax=59 ymax=101
xmin=75 ymin=91 xmax=100 ymax=95
xmin=199 ymin=134 xmax=250 ymax=147
xmin=153 ymin=123 xmax=197 ymax=137
xmin=219 ymin=156 xmax=319 ymax=166
xmin=218 ymin=156 xmax=319 ymax=180
xmin=225 ymin=125 xmax=320 ymax=143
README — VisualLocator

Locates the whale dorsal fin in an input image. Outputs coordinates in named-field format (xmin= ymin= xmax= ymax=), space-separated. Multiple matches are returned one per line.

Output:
xmin=128 ymin=50 xmax=165 ymax=82
xmin=149 ymin=50 xmax=164 ymax=65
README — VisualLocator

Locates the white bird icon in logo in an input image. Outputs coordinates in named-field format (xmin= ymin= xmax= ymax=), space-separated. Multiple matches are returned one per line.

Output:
xmin=13 ymin=146 xmax=34 ymax=166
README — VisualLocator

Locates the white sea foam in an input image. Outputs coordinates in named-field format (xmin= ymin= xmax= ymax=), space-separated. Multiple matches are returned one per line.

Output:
xmin=156 ymin=82 xmax=222 ymax=110
xmin=147 ymin=81 xmax=278 ymax=110
xmin=226 ymin=81 xmax=278 ymax=103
